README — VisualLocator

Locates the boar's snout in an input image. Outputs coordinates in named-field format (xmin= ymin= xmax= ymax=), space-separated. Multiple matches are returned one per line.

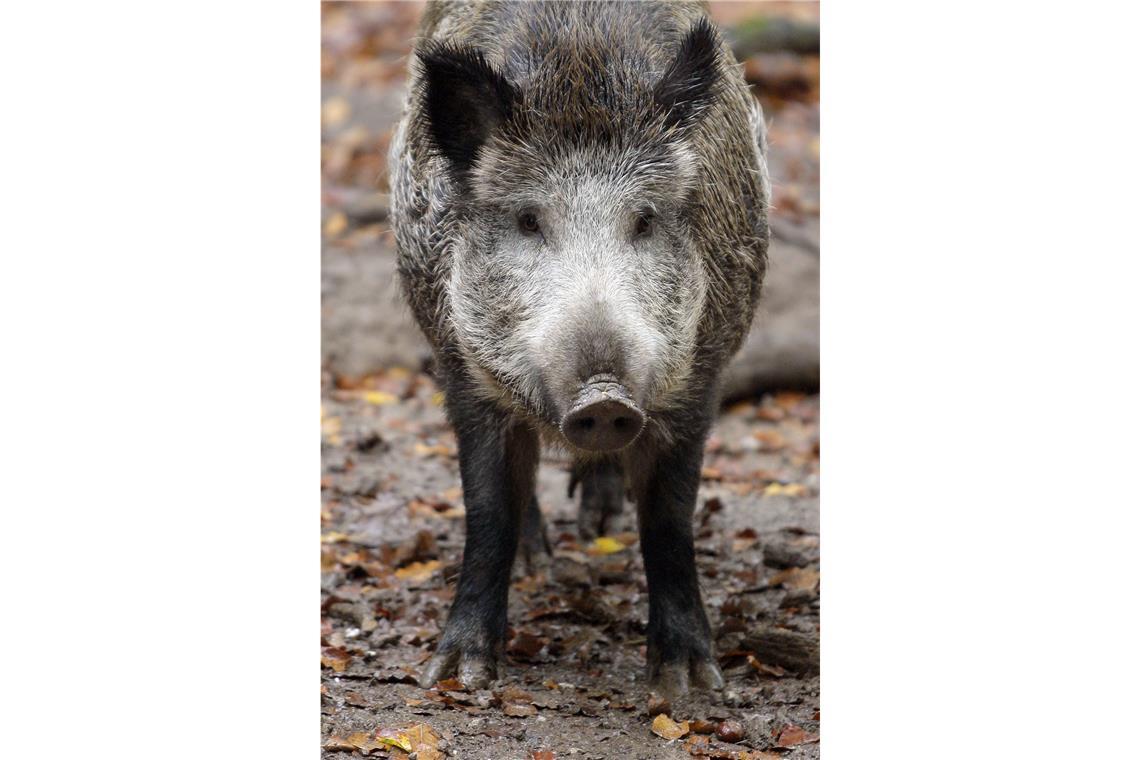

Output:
xmin=560 ymin=375 xmax=645 ymax=452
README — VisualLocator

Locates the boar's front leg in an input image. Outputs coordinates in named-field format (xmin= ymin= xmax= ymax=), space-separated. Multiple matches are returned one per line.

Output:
xmin=632 ymin=434 xmax=724 ymax=696
xmin=419 ymin=393 xmax=539 ymax=689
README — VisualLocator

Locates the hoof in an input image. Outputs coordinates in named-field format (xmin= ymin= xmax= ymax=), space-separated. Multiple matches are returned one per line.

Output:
xmin=649 ymin=656 xmax=724 ymax=697
xmin=418 ymin=648 xmax=497 ymax=690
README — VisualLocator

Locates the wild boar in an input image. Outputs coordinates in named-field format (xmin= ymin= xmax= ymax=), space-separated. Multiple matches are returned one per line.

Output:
xmin=390 ymin=0 xmax=769 ymax=694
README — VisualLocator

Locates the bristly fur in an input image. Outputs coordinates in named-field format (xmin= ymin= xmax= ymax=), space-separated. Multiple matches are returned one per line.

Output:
xmin=392 ymin=1 xmax=769 ymax=427
xmin=389 ymin=0 xmax=772 ymax=695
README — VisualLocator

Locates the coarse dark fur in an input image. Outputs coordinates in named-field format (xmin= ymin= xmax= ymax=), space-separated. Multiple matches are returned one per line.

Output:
xmin=389 ymin=0 xmax=769 ymax=695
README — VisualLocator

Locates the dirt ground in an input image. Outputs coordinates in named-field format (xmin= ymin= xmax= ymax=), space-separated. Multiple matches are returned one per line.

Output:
xmin=321 ymin=371 xmax=819 ymax=759
xmin=321 ymin=3 xmax=820 ymax=758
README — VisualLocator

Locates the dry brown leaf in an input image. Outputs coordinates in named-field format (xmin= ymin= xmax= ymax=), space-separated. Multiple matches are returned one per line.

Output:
xmin=324 ymin=731 xmax=385 ymax=754
xmin=747 ymin=654 xmax=788 ymax=678
xmin=498 ymin=685 xmax=535 ymax=704
xmin=320 ymin=646 xmax=351 ymax=672
xmin=504 ymin=702 xmax=538 ymax=717
xmin=433 ymin=677 xmax=464 ymax=691
xmin=394 ymin=560 xmax=441 ymax=582
xmin=732 ymin=535 xmax=759 ymax=552
xmin=324 ymin=211 xmax=348 ymax=238
xmin=700 ymin=466 xmax=724 ymax=481
xmin=773 ymin=391 xmax=807 ymax=410
xmin=413 ymin=442 xmax=453 ymax=458
xmin=507 ymin=630 xmax=547 ymax=659
xmin=769 ymin=566 xmax=819 ymax=592
xmin=403 ymin=723 xmax=443 ymax=760
xmin=321 ymin=96 xmax=351 ymax=127
xmin=530 ymin=751 xmax=556 ymax=760
xmin=685 ymin=734 xmax=779 ymax=759
xmin=651 ymin=713 xmax=690 ymax=740
xmin=752 ymin=429 xmax=787 ymax=449
xmin=321 ymin=414 xmax=343 ymax=445
xmin=775 ymin=725 xmax=820 ymax=748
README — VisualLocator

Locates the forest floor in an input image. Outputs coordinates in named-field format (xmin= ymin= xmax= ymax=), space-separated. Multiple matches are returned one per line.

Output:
xmin=321 ymin=370 xmax=820 ymax=760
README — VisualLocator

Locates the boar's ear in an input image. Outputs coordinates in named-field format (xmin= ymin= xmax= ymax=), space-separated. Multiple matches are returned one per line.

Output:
xmin=654 ymin=18 xmax=722 ymax=131
xmin=418 ymin=43 xmax=517 ymax=176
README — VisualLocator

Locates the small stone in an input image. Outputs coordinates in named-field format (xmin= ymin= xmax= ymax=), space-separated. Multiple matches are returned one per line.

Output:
xmin=552 ymin=555 xmax=591 ymax=587
xmin=715 ymin=719 xmax=745 ymax=743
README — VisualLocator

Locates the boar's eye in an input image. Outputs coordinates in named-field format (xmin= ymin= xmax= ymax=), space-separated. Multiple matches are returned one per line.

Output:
xmin=517 ymin=210 xmax=542 ymax=236
xmin=634 ymin=210 xmax=655 ymax=239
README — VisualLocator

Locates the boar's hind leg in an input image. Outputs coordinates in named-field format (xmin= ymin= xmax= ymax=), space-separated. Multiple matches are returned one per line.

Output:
xmin=633 ymin=438 xmax=724 ymax=696
xmin=418 ymin=397 xmax=539 ymax=690
xmin=518 ymin=495 xmax=551 ymax=573
xmin=569 ymin=460 xmax=625 ymax=541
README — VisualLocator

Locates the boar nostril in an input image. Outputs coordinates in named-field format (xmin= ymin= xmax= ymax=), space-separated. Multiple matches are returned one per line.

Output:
xmin=560 ymin=385 xmax=644 ymax=452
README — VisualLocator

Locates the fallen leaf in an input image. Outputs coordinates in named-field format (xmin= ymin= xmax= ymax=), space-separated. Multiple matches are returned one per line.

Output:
xmin=589 ymin=536 xmax=626 ymax=555
xmin=763 ymin=482 xmax=807 ymax=497
xmin=747 ymin=654 xmax=788 ymax=678
xmin=773 ymin=391 xmax=806 ymax=410
xmin=403 ymin=723 xmax=443 ymax=760
xmin=322 ymin=96 xmax=351 ymax=127
xmin=413 ymin=442 xmax=453 ymax=458
xmin=752 ymin=429 xmax=786 ymax=449
xmin=689 ymin=718 xmax=718 ymax=734
xmin=732 ymin=535 xmax=759 ymax=552
xmin=433 ymin=678 xmax=464 ymax=691
xmin=394 ymin=560 xmax=441 ymax=582
xmin=769 ymin=566 xmax=819 ymax=592
xmin=775 ymin=725 xmax=819 ymax=748
xmin=320 ymin=646 xmax=351 ymax=672
xmin=375 ymin=728 xmax=413 ymax=752
xmin=651 ymin=713 xmax=690 ymax=740
xmin=498 ymin=685 xmax=535 ymax=703
xmin=324 ymin=732 xmax=385 ymax=754
xmin=700 ymin=466 xmax=723 ymax=481
xmin=530 ymin=751 xmax=556 ymax=760
xmin=507 ymin=630 xmax=547 ymax=659
xmin=324 ymin=211 xmax=348 ymax=238
xmin=363 ymin=390 xmax=398 ymax=405
xmin=321 ymin=414 xmax=343 ymax=445
xmin=504 ymin=702 xmax=538 ymax=717
xmin=684 ymin=734 xmax=779 ymax=759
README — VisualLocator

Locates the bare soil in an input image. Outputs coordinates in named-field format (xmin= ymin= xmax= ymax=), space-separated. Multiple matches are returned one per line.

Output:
xmin=321 ymin=371 xmax=820 ymax=759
